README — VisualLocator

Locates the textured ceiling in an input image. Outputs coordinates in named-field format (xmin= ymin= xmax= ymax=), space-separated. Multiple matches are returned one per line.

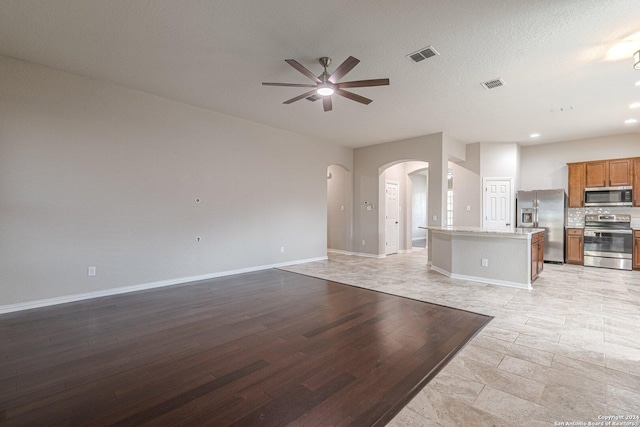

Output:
xmin=1 ymin=0 xmax=639 ymax=148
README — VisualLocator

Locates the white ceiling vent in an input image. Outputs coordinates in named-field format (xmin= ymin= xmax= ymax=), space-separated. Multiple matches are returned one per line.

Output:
xmin=407 ymin=46 xmax=439 ymax=63
xmin=481 ymin=78 xmax=505 ymax=90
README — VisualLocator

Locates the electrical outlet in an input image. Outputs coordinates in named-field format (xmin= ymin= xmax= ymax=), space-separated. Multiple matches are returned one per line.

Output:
xmin=280 ymin=246 xmax=285 ymax=253
xmin=88 ymin=266 xmax=96 ymax=276
xmin=481 ymin=258 xmax=489 ymax=267
xmin=432 ymin=215 xmax=437 ymax=221
xmin=467 ymin=205 xmax=471 ymax=211
xmin=341 ymin=205 xmax=345 ymax=211
xmin=362 ymin=240 xmax=366 ymax=246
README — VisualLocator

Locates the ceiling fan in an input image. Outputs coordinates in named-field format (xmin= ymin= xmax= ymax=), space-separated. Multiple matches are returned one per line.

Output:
xmin=262 ymin=56 xmax=389 ymax=112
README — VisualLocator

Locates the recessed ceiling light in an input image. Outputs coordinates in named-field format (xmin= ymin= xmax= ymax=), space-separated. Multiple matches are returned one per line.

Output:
xmin=636 ymin=81 xmax=640 ymax=86
xmin=624 ymin=118 xmax=638 ymax=124
xmin=530 ymin=133 xmax=540 ymax=138
xmin=630 ymin=102 xmax=640 ymax=109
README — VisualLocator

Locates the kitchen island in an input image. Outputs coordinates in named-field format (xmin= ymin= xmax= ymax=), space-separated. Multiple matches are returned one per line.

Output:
xmin=422 ymin=226 xmax=545 ymax=290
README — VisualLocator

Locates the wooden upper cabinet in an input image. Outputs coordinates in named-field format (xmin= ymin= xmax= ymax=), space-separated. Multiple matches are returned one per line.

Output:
xmin=608 ymin=158 xmax=633 ymax=186
xmin=567 ymin=162 xmax=585 ymax=208
xmin=585 ymin=161 xmax=608 ymax=187
xmin=585 ymin=158 xmax=632 ymax=188
xmin=634 ymin=158 xmax=640 ymax=206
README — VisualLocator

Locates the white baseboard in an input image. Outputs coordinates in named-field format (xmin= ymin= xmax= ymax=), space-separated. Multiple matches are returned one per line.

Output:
xmin=327 ymin=249 xmax=353 ymax=255
xmin=327 ymin=249 xmax=385 ymax=259
xmin=350 ymin=252 xmax=386 ymax=259
xmin=0 ymin=256 xmax=328 ymax=315
xmin=430 ymin=265 xmax=532 ymax=290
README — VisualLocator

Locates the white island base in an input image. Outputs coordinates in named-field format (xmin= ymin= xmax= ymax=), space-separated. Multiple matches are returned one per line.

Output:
xmin=424 ymin=226 xmax=545 ymax=290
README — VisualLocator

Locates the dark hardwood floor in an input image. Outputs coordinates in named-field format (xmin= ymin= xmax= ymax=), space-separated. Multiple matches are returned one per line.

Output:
xmin=0 ymin=269 xmax=492 ymax=426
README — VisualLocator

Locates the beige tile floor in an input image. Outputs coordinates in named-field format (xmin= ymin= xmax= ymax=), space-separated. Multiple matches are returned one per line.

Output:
xmin=281 ymin=250 xmax=640 ymax=426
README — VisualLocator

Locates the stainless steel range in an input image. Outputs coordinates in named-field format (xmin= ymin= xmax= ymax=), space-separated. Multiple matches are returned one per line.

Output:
xmin=583 ymin=214 xmax=633 ymax=270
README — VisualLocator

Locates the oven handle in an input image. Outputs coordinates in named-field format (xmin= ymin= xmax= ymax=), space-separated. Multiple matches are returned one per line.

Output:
xmin=584 ymin=250 xmax=632 ymax=259
xmin=583 ymin=228 xmax=632 ymax=235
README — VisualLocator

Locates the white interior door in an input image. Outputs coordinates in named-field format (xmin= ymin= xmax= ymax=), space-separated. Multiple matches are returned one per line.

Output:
xmin=385 ymin=180 xmax=399 ymax=255
xmin=483 ymin=178 xmax=513 ymax=230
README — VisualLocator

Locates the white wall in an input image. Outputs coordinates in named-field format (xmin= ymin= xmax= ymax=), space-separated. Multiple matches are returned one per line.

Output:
xmin=520 ymin=133 xmax=640 ymax=191
xmin=0 ymin=56 xmax=352 ymax=307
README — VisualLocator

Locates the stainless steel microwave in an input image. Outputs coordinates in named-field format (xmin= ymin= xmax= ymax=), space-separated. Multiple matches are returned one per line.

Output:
xmin=584 ymin=186 xmax=633 ymax=207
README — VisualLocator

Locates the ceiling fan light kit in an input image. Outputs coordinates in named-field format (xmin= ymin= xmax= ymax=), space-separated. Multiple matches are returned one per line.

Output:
xmin=316 ymin=84 xmax=334 ymax=96
xmin=262 ymin=56 xmax=389 ymax=112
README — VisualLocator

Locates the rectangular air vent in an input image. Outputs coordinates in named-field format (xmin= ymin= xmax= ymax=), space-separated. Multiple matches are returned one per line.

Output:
xmin=481 ymin=78 xmax=505 ymax=90
xmin=407 ymin=46 xmax=439 ymax=63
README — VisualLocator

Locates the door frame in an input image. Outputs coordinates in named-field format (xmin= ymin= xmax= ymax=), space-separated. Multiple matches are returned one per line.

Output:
xmin=482 ymin=177 xmax=515 ymax=229
xmin=384 ymin=180 xmax=400 ymax=255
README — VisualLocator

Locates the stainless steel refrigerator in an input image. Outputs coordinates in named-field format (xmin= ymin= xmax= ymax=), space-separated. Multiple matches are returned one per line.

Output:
xmin=516 ymin=189 xmax=567 ymax=263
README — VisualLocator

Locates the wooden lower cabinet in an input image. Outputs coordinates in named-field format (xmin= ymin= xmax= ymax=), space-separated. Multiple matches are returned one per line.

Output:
xmin=566 ymin=228 xmax=584 ymax=265
xmin=634 ymin=230 xmax=640 ymax=270
xmin=531 ymin=231 xmax=544 ymax=281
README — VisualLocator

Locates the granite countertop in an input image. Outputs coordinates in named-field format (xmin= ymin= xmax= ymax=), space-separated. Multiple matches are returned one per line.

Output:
xmin=421 ymin=226 xmax=544 ymax=238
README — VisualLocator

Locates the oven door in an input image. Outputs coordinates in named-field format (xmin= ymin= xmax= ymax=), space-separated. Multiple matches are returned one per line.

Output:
xmin=583 ymin=228 xmax=633 ymax=270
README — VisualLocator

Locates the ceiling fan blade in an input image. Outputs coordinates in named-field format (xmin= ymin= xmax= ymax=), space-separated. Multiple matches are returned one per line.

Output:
xmin=283 ymin=90 xmax=318 ymax=104
xmin=262 ymin=82 xmax=317 ymax=88
xmin=323 ymin=96 xmax=332 ymax=112
xmin=336 ymin=78 xmax=389 ymax=88
xmin=328 ymin=56 xmax=360 ymax=83
xmin=285 ymin=59 xmax=322 ymax=83
xmin=335 ymin=88 xmax=372 ymax=105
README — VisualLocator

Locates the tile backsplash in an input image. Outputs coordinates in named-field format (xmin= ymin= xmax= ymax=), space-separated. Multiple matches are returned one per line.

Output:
xmin=567 ymin=207 xmax=640 ymax=228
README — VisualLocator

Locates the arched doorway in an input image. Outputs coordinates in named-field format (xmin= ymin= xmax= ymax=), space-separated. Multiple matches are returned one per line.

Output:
xmin=378 ymin=160 xmax=429 ymax=255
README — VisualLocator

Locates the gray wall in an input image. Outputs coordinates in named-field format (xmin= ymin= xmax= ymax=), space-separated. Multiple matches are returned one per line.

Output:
xmin=520 ymin=133 xmax=640 ymax=191
xmin=0 ymin=56 xmax=352 ymax=307
xmin=480 ymin=142 xmax=521 ymax=190
xmin=327 ymin=164 xmax=352 ymax=252
xmin=353 ymin=133 xmax=448 ymax=256
xmin=410 ymin=173 xmax=427 ymax=240
xmin=449 ymin=142 xmax=481 ymax=227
